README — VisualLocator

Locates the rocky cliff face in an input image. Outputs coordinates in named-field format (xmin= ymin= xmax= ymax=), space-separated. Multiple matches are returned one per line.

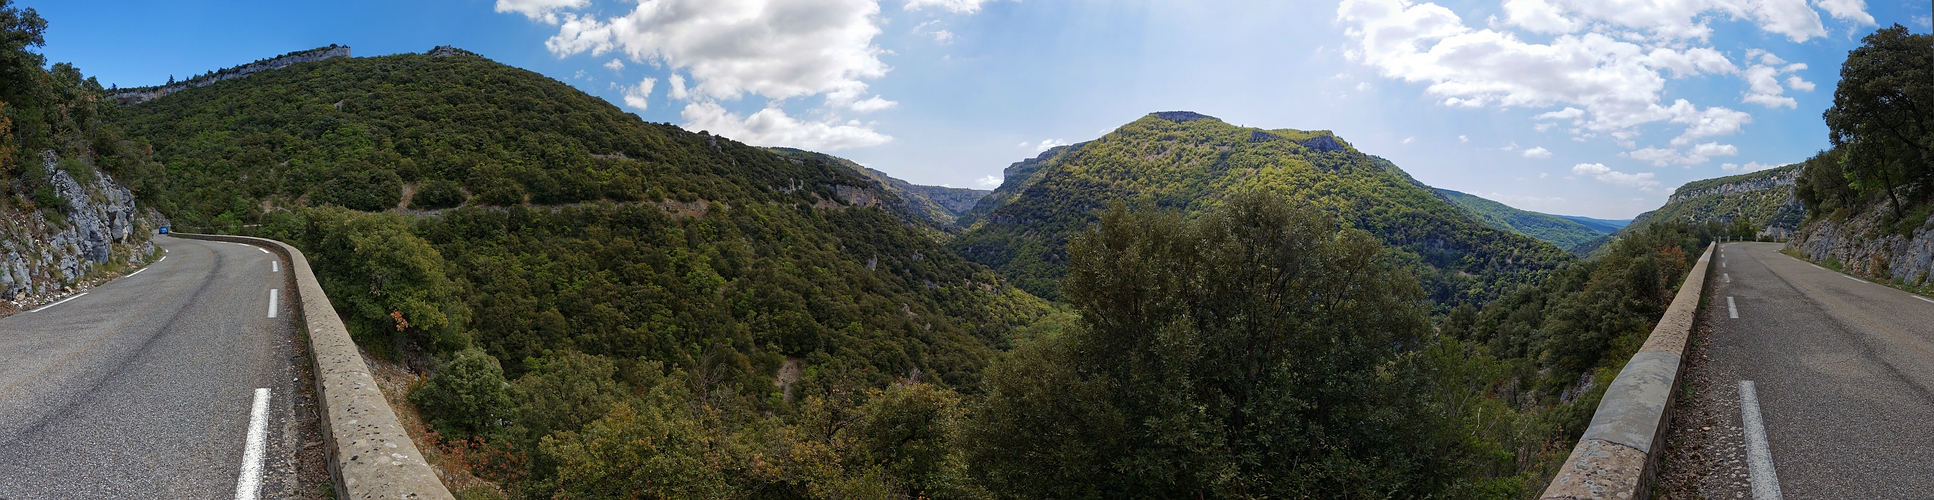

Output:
xmin=1 ymin=151 xmax=162 ymax=314
xmin=107 ymin=45 xmax=351 ymax=105
xmin=1667 ymin=167 xmax=1799 ymax=204
xmin=1789 ymin=204 xmax=1934 ymax=288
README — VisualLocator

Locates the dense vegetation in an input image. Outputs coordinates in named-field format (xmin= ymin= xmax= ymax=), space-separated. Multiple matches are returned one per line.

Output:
xmin=1432 ymin=188 xmax=1608 ymax=253
xmin=108 ymin=48 xmax=1063 ymax=497
xmin=1794 ymin=25 xmax=1934 ymax=224
xmin=767 ymin=148 xmax=987 ymax=238
xmin=949 ymin=112 xmax=1573 ymax=305
xmin=0 ymin=0 xmax=158 ymax=210
xmin=70 ymin=19 xmax=1748 ymax=499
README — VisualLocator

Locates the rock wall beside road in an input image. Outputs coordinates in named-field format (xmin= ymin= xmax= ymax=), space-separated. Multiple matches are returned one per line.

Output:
xmin=1789 ymin=205 xmax=1934 ymax=287
xmin=0 ymin=151 xmax=163 ymax=312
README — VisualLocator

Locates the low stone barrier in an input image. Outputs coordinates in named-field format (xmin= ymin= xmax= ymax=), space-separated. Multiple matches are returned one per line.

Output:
xmin=1542 ymin=242 xmax=1715 ymax=499
xmin=174 ymin=233 xmax=453 ymax=500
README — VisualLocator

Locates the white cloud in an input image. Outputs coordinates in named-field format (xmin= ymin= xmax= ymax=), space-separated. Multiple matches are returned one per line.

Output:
xmin=1502 ymin=0 xmax=1579 ymax=33
xmin=1522 ymin=146 xmax=1553 ymax=158
xmin=1669 ymin=103 xmax=1752 ymax=145
xmin=848 ymin=95 xmax=898 ymax=112
xmin=544 ymin=0 xmax=888 ymax=106
xmin=1337 ymin=0 xmax=1756 ymax=149
xmin=1023 ymin=138 xmax=1071 ymax=152
xmin=622 ymin=77 xmax=656 ymax=110
xmin=682 ymin=101 xmax=892 ymax=151
xmin=1401 ymin=136 xmax=1416 ymax=144
xmin=668 ymin=74 xmax=689 ymax=100
xmin=976 ymin=174 xmax=1002 ymax=187
xmin=1572 ymin=162 xmax=1611 ymax=176
xmin=1814 ymin=0 xmax=1876 ymax=25
xmin=1458 ymin=135 xmax=1469 ymax=142
xmin=914 ymin=20 xmax=956 ymax=44
xmin=1785 ymin=75 xmax=1814 ymax=92
xmin=1625 ymin=141 xmax=1738 ymax=165
xmin=906 ymin=0 xmax=994 ymax=14
xmin=1573 ymin=162 xmax=1658 ymax=189
xmin=496 ymin=0 xmax=589 ymax=24
xmin=1721 ymin=161 xmax=1779 ymax=172
xmin=604 ymin=58 xmax=625 ymax=71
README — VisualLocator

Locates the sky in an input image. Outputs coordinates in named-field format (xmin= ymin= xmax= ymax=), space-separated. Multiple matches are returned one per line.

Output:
xmin=23 ymin=0 xmax=1933 ymax=219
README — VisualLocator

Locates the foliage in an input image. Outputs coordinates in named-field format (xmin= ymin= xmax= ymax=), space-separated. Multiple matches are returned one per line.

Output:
xmin=413 ymin=347 xmax=514 ymax=440
xmin=1797 ymin=25 xmax=1934 ymax=220
xmin=1434 ymin=188 xmax=1609 ymax=252
xmin=412 ymin=178 xmax=468 ymax=210
xmin=948 ymin=112 xmax=1573 ymax=305
xmin=966 ymin=193 xmax=1453 ymax=498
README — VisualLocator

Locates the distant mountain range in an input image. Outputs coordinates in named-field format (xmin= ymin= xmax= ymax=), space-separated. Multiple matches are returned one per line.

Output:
xmin=1430 ymin=188 xmax=1625 ymax=253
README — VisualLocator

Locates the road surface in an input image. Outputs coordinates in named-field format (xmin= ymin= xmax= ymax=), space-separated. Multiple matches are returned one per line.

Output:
xmin=1703 ymin=242 xmax=1934 ymax=498
xmin=0 ymin=236 xmax=309 ymax=498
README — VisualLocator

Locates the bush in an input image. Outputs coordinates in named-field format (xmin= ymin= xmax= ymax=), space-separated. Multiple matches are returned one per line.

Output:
xmin=413 ymin=347 xmax=513 ymax=440
xmin=411 ymin=179 xmax=467 ymax=210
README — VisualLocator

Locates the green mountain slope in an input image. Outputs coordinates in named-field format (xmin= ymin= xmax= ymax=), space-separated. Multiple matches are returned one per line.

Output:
xmin=1432 ymin=188 xmax=1608 ymax=251
xmin=769 ymin=148 xmax=988 ymax=232
xmin=111 ymin=47 xmax=1058 ymax=494
xmin=949 ymin=111 xmax=1573 ymax=305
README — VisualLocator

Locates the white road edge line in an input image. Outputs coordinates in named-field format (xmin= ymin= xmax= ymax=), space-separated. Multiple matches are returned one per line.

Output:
xmin=271 ymin=261 xmax=278 ymax=273
xmin=257 ymin=247 xmax=268 ymax=254
xmin=29 ymin=292 xmax=87 ymax=313
xmin=1739 ymin=380 xmax=1783 ymax=500
xmin=127 ymin=267 xmax=147 ymax=278
xmin=1724 ymin=273 xmax=1731 ymax=283
xmin=1917 ymin=296 xmax=1934 ymax=305
xmin=157 ymin=255 xmax=166 ymax=263
xmin=1728 ymin=296 xmax=1739 ymax=319
xmin=234 ymin=387 xmax=271 ymax=500
xmin=267 ymin=289 xmax=278 ymax=318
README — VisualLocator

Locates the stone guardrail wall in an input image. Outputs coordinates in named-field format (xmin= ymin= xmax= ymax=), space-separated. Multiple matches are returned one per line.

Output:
xmin=1542 ymin=242 xmax=1716 ymax=499
xmin=173 ymin=234 xmax=454 ymax=500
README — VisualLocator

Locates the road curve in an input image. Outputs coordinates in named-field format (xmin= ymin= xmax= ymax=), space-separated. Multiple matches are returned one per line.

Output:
xmin=1704 ymin=242 xmax=1934 ymax=498
xmin=0 ymin=236 xmax=309 ymax=498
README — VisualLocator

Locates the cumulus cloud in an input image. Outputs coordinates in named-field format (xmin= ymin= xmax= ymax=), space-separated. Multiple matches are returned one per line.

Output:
xmin=496 ymin=0 xmax=590 ymax=24
xmin=1814 ymin=0 xmax=1876 ymax=25
xmin=1402 ymin=136 xmax=1416 ymax=144
xmin=604 ymin=58 xmax=625 ymax=71
xmin=1336 ymin=0 xmax=1752 ymax=145
xmin=682 ymin=101 xmax=892 ymax=151
xmin=1458 ymin=135 xmax=1469 ymax=142
xmin=1625 ymin=141 xmax=1738 ymax=165
xmin=1573 ymin=162 xmax=1659 ymax=189
xmin=511 ymin=0 xmax=901 ymax=150
xmin=546 ymin=0 xmax=887 ymax=104
xmin=1337 ymin=0 xmax=1866 ymax=171
xmin=1522 ymin=146 xmax=1553 ymax=158
xmin=906 ymin=0 xmax=994 ymax=14
xmin=621 ymin=77 xmax=656 ymax=111
xmin=977 ymin=174 xmax=1002 ymax=187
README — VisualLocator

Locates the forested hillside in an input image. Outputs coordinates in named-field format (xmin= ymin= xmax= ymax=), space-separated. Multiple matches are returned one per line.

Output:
xmin=110 ymin=47 xmax=1059 ymax=497
xmin=949 ymin=111 xmax=1573 ymax=304
xmin=1432 ymin=188 xmax=1608 ymax=252
xmin=768 ymin=147 xmax=987 ymax=235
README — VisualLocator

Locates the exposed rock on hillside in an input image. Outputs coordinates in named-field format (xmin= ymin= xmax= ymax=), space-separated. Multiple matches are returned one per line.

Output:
xmin=1 ymin=152 xmax=162 ymax=312
xmin=1632 ymin=164 xmax=1806 ymax=235
xmin=1790 ymin=203 xmax=1934 ymax=287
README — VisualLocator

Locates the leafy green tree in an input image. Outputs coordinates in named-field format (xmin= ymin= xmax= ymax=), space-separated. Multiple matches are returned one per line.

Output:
xmin=301 ymin=206 xmax=469 ymax=350
xmin=1807 ymin=24 xmax=1934 ymax=218
xmin=968 ymin=192 xmax=1445 ymax=498
xmin=412 ymin=179 xmax=468 ymax=210
xmin=413 ymin=347 xmax=513 ymax=440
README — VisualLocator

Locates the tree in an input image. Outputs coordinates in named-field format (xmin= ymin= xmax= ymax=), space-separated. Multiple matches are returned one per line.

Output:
xmin=967 ymin=192 xmax=1445 ymax=498
xmin=1824 ymin=24 xmax=1934 ymax=218
xmin=412 ymin=347 xmax=513 ymax=440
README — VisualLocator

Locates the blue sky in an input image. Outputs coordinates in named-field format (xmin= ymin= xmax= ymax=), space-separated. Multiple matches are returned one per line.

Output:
xmin=25 ymin=0 xmax=1933 ymax=218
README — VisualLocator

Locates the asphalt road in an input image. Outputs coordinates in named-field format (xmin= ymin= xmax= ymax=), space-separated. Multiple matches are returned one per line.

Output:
xmin=0 ymin=236 xmax=307 ymax=499
xmin=1704 ymin=242 xmax=1934 ymax=498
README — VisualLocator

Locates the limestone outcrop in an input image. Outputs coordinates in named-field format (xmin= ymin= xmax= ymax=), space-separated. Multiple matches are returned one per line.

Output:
xmin=1 ymin=151 xmax=163 ymax=313
xmin=107 ymin=45 xmax=351 ymax=105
